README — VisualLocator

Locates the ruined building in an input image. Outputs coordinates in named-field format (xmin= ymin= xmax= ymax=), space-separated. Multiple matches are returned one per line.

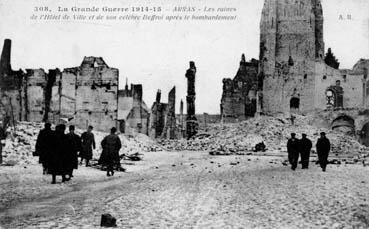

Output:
xmin=149 ymin=87 xmax=177 ymax=139
xmin=222 ymin=0 xmax=368 ymax=117
xmin=258 ymin=0 xmax=369 ymax=114
xmin=185 ymin=61 xmax=198 ymax=139
xmin=220 ymin=0 xmax=369 ymax=144
xmin=117 ymin=81 xmax=150 ymax=135
xmin=258 ymin=0 xmax=369 ymax=146
xmin=0 ymin=39 xmax=120 ymax=132
xmin=220 ymin=54 xmax=259 ymax=122
xmin=178 ymin=99 xmax=185 ymax=136
xmin=162 ymin=87 xmax=176 ymax=139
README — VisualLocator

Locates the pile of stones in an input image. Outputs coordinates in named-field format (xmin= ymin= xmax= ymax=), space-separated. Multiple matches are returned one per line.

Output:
xmin=1 ymin=122 xmax=163 ymax=166
xmin=158 ymin=114 xmax=369 ymax=158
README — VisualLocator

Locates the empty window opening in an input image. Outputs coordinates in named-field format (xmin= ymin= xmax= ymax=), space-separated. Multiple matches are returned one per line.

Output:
xmin=290 ymin=97 xmax=300 ymax=109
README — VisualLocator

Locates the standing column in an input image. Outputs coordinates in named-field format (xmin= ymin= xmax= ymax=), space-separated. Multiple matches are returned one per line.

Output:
xmin=185 ymin=61 xmax=198 ymax=139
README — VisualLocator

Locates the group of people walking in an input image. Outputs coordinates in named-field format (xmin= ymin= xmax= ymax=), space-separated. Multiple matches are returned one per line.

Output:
xmin=36 ymin=123 xmax=122 ymax=184
xmin=287 ymin=132 xmax=331 ymax=171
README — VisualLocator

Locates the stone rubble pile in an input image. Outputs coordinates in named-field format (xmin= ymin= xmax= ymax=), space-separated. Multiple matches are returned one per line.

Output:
xmin=159 ymin=115 xmax=369 ymax=157
xmin=87 ymin=131 xmax=162 ymax=160
xmin=2 ymin=122 xmax=43 ymax=166
xmin=1 ymin=122 xmax=162 ymax=166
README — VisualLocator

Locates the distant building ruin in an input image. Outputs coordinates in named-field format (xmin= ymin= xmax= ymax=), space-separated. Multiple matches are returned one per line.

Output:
xmin=219 ymin=0 xmax=369 ymax=145
xmin=117 ymin=81 xmax=150 ymax=135
xmin=221 ymin=0 xmax=368 ymax=118
xmin=0 ymin=39 xmax=118 ymax=131
xmin=162 ymin=87 xmax=176 ymax=139
xmin=258 ymin=0 xmax=369 ymax=114
xmin=0 ymin=39 xmax=128 ymax=132
xmin=149 ymin=87 xmax=177 ymax=139
xmin=220 ymin=54 xmax=258 ymax=122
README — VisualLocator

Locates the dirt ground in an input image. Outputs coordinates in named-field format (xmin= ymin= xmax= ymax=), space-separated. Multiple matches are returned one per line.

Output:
xmin=1 ymin=151 xmax=369 ymax=228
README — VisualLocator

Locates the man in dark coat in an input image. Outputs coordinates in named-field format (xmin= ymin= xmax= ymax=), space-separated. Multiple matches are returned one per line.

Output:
xmin=65 ymin=125 xmax=81 ymax=179
xmin=80 ymin=125 xmax=96 ymax=167
xmin=287 ymin=133 xmax=300 ymax=170
xmin=49 ymin=124 xmax=69 ymax=184
xmin=99 ymin=127 xmax=122 ymax=176
xmin=316 ymin=132 xmax=331 ymax=172
xmin=0 ymin=124 xmax=6 ymax=165
xmin=35 ymin=123 xmax=54 ymax=174
xmin=299 ymin=133 xmax=312 ymax=169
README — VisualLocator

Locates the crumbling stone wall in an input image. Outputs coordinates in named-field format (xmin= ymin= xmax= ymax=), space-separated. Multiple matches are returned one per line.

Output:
xmin=258 ymin=0 xmax=369 ymax=115
xmin=220 ymin=54 xmax=258 ymax=121
xmin=313 ymin=61 xmax=368 ymax=111
xmin=118 ymin=83 xmax=150 ymax=135
xmin=73 ymin=57 xmax=118 ymax=131
xmin=24 ymin=69 xmax=47 ymax=122
xmin=149 ymin=90 xmax=168 ymax=138
xmin=0 ymin=40 xmax=25 ymax=124
xmin=259 ymin=0 xmax=324 ymax=114
xmin=162 ymin=87 xmax=176 ymax=139
xmin=0 ymin=39 xmax=120 ymax=132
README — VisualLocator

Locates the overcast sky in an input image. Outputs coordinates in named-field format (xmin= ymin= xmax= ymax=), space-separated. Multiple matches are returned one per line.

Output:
xmin=0 ymin=0 xmax=368 ymax=114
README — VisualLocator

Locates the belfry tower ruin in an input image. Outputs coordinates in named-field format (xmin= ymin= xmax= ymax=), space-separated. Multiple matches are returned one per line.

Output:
xmin=259 ymin=0 xmax=324 ymax=114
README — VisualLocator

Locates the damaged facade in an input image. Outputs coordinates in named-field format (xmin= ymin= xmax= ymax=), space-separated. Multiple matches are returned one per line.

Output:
xmin=0 ymin=39 xmax=187 ymax=139
xmin=258 ymin=0 xmax=369 ymax=145
xmin=220 ymin=54 xmax=258 ymax=122
xmin=258 ymin=0 xmax=369 ymax=114
xmin=219 ymin=0 xmax=369 ymax=145
xmin=117 ymin=81 xmax=150 ymax=135
xmin=149 ymin=87 xmax=177 ymax=139
xmin=0 ymin=39 xmax=120 ymax=131
xmin=221 ymin=0 xmax=368 ymax=120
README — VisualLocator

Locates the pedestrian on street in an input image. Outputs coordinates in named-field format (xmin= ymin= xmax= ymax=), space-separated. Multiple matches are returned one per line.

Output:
xmin=80 ymin=125 xmax=96 ymax=167
xmin=299 ymin=133 xmax=312 ymax=169
xmin=316 ymin=132 xmax=331 ymax=172
xmin=49 ymin=124 xmax=69 ymax=184
xmin=99 ymin=127 xmax=122 ymax=177
xmin=65 ymin=125 xmax=81 ymax=180
xmin=35 ymin=123 xmax=54 ymax=174
xmin=0 ymin=123 xmax=6 ymax=165
xmin=287 ymin=133 xmax=300 ymax=170
xmin=290 ymin=114 xmax=296 ymax=125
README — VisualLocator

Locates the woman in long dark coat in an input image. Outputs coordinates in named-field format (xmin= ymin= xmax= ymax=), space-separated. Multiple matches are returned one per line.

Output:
xmin=99 ymin=127 xmax=121 ymax=176
xmin=49 ymin=124 xmax=69 ymax=184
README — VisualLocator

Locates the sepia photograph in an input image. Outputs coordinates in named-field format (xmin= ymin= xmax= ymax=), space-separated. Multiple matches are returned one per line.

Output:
xmin=0 ymin=0 xmax=369 ymax=228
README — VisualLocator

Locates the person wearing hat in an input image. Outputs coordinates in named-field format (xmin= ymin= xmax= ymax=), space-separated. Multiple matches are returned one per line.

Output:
xmin=316 ymin=132 xmax=331 ymax=172
xmin=35 ymin=122 xmax=54 ymax=174
xmin=99 ymin=127 xmax=122 ymax=176
xmin=287 ymin=133 xmax=300 ymax=170
xmin=65 ymin=125 xmax=81 ymax=179
xmin=80 ymin=125 xmax=96 ymax=167
xmin=299 ymin=133 xmax=312 ymax=169
xmin=49 ymin=124 xmax=69 ymax=184
xmin=0 ymin=121 xmax=6 ymax=164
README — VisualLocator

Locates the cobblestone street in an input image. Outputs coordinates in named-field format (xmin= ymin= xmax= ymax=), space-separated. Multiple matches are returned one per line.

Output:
xmin=1 ymin=151 xmax=369 ymax=228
